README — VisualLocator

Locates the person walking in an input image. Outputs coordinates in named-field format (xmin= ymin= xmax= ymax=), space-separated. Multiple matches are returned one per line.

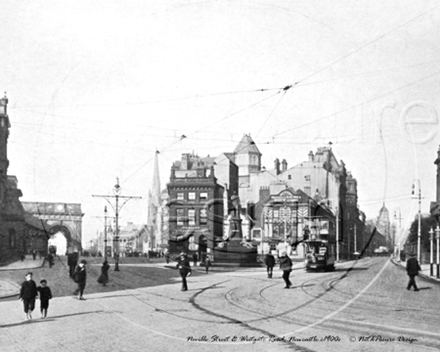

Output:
xmin=19 ymin=272 xmax=38 ymax=321
xmin=47 ymin=253 xmax=54 ymax=268
xmin=264 ymin=251 xmax=275 ymax=278
xmin=279 ymin=251 xmax=293 ymax=289
xmin=205 ymin=255 xmax=211 ymax=274
xmin=176 ymin=253 xmax=191 ymax=291
xmin=68 ymin=252 xmax=78 ymax=278
xmin=37 ymin=279 xmax=52 ymax=318
xmin=406 ymin=252 xmax=421 ymax=291
xmin=192 ymin=252 xmax=198 ymax=267
xmin=73 ymin=260 xmax=87 ymax=300
xmin=97 ymin=261 xmax=110 ymax=286
xmin=32 ymin=250 xmax=37 ymax=260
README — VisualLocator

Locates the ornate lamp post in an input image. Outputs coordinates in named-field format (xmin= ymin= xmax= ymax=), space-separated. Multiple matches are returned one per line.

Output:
xmin=113 ymin=180 xmax=121 ymax=271
xmin=92 ymin=178 xmax=141 ymax=272
xmin=104 ymin=206 xmax=108 ymax=262
xmin=436 ymin=225 xmax=440 ymax=279
xmin=411 ymin=180 xmax=422 ymax=263
xmin=429 ymin=227 xmax=434 ymax=276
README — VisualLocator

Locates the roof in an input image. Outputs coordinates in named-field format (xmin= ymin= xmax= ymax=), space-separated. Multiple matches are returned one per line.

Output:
xmin=233 ymin=134 xmax=261 ymax=155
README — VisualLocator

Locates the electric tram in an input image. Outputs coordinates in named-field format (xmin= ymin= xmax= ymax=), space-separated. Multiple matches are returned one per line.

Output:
xmin=304 ymin=239 xmax=336 ymax=271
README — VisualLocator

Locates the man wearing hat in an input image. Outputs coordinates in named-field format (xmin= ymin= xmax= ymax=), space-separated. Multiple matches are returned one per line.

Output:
xmin=73 ymin=260 xmax=87 ymax=299
xmin=278 ymin=251 xmax=293 ymax=289
xmin=406 ymin=252 xmax=421 ymax=291
xmin=176 ymin=252 xmax=191 ymax=291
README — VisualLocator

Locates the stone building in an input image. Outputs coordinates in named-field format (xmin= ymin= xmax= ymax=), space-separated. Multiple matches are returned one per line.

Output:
xmin=166 ymin=152 xmax=238 ymax=260
xmin=0 ymin=95 xmax=46 ymax=262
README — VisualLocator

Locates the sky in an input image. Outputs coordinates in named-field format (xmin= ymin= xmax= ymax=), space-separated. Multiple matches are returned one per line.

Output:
xmin=2 ymin=0 xmax=440 ymax=247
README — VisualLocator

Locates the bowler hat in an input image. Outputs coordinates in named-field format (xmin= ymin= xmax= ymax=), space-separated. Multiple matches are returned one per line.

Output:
xmin=80 ymin=259 xmax=87 ymax=264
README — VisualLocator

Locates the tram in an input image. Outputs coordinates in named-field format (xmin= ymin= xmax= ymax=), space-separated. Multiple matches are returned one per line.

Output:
xmin=304 ymin=239 xmax=336 ymax=272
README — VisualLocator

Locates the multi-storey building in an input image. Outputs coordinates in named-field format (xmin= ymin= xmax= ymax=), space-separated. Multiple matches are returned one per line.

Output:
xmin=167 ymin=152 xmax=238 ymax=260
xmin=0 ymin=95 xmax=46 ymax=262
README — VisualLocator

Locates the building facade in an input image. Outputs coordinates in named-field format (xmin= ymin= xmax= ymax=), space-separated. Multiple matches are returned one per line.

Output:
xmin=166 ymin=152 xmax=238 ymax=260
xmin=0 ymin=95 xmax=46 ymax=262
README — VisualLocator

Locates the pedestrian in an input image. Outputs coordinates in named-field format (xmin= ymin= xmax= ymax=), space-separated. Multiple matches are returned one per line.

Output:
xmin=73 ymin=260 xmax=87 ymax=300
xmin=406 ymin=252 xmax=421 ymax=291
xmin=176 ymin=252 xmax=191 ymax=291
xmin=279 ymin=251 xmax=293 ymax=289
xmin=68 ymin=251 xmax=78 ymax=278
xmin=264 ymin=251 xmax=275 ymax=278
xmin=205 ymin=255 xmax=211 ymax=274
xmin=97 ymin=260 xmax=110 ymax=286
xmin=47 ymin=253 xmax=54 ymax=268
xmin=19 ymin=272 xmax=38 ymax=321
xmin=37 ymin=279 xmax=52 ymax=318
xmin=165 ymin=252 xmax=170 ymax=264
xmin=20 ymin=252 xmax=25 ymax=262
xmin=192 ymin=252 xmax=198 ymax=267
xmin=32 ymin=249 xmax=37 ymax=260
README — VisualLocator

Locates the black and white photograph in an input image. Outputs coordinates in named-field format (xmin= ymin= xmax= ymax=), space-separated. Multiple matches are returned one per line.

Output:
xmin=1 ymin=1 xmax=440 ymax=351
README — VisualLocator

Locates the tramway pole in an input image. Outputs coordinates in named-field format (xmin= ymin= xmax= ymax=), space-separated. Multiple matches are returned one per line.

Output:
xmin=336 ymin=206 xmax=339 ymax=262
xmin=411 ymin=180 xmax=422 ymax=263
xmin=93 ymin=178 xmax=142 ymax=271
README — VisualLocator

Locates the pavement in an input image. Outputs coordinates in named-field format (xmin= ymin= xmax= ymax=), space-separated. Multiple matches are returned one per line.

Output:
xmin=0 ymin=255 xmax=45 ymax=298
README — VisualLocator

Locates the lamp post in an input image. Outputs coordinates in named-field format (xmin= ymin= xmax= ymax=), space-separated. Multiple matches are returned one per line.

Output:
xmin=92 ymin=178 xmax=141 ymax=272
xmin=436 ymin=225 xmax=440 ymax=279
xmin=335 ymin=206 xmax=339 ymax=262
xmin=113 ymin=181 xmax=121 ymax=271
xmin=429 ymin=227 xmax=434 ymax=276
xmin=104 ymin=206 xmax=108 ymax=262
xmin=411 ymin=180 xmax=422 ymax=263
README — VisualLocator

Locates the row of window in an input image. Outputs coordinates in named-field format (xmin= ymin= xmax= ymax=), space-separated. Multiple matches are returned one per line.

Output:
xmin=176 ymin=191 xmax=208 ymax=201
xmin=176 ymin=208 xmax=208 ymax=226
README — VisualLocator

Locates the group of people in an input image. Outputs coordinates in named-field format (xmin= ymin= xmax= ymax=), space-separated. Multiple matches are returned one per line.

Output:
xmin=19 ymin=272 xmax=52 ymax=320
xmin=18 ymin=257 xmax=111 ymax=320
xmin=19 ymin=250 xmax=423 ymax=320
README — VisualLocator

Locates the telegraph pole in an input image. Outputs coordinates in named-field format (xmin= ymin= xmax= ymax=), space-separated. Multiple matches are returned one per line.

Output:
xmin=93 ymin=178 xmax=142 ymax=271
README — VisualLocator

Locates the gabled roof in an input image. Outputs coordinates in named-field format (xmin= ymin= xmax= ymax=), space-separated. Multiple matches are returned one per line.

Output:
xmin=233 ymin=134 xmax=261 ymax=155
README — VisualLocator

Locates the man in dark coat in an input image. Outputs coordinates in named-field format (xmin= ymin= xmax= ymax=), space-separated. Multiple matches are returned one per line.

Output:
xmin=73 ymin=260 xmax=87 ymax=300
xmin=176 ymin=253 xmax=191 ymax=291
xmin=406 ymin=253 xmax=421 ymax=291
xmin=264 ymin=251 xmax=275 ymax=278
xmin=19 ymin=272 xmax=38 ymax=320
xmin=279 ymin=251 xmax=293 ymax=289
xmin=68 ymin=252 xmax=79 ymax=278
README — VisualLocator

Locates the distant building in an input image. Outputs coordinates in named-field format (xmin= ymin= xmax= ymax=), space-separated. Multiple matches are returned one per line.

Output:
xmin=376 ymin=203 xmax=391 ymax=248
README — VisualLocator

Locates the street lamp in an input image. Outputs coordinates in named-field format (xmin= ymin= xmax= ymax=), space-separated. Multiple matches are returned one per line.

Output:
xmin=436 ymin=225 xmax=440 ymax=279
xmin=92 ymin=178 xmax=142 ymax=272
xmin=411 ymin=180 xmax=422 ymax=263
xmin=429 ymin=227 xmax=434 ymax=276
xmin=104 ymin=206 xmax=108 ymax=262
xmin=113 ymin=179 xmax=121 ymax=271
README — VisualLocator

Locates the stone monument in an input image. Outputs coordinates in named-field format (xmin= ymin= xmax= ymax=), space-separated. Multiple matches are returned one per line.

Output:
xmin=214 ymin=194 xmax=258 ymax=266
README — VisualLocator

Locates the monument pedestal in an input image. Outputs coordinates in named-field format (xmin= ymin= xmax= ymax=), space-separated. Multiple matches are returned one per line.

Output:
xmin=214 ymin=238 xmax=258 ymax=266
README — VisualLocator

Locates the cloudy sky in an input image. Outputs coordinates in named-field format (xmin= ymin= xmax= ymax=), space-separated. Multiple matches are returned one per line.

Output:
xmin=3 ymin=0 xmax=440 ymax=245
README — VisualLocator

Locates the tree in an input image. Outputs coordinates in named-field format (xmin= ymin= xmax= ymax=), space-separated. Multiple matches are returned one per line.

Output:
xmin=407 ymin=215 xmax=438 ymax=251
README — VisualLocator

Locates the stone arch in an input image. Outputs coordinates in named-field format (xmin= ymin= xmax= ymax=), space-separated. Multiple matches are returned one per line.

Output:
xmin=48 ymin=224 xmax=81 ymax=252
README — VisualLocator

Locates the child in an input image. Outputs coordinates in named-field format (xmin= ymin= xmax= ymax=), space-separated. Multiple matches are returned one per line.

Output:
xmin=73 ymin=260 xmax=87 ymax=300
xmin=37 ymin=279 xmax=52 ymax=318
xmin=19 ymin=272 xmax=38 ymax=321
